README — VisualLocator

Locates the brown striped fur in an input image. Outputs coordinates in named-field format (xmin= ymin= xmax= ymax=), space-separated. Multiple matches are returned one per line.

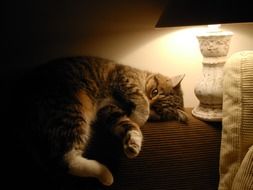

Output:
xmin=23 ymin=56 xmax=187 ymax=186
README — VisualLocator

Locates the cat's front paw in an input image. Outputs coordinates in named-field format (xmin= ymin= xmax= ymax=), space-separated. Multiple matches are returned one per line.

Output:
xmin=177 ymin=109 xmax=188 ymax=124
xmin=123 ymin=130 xmax=143 ymax=158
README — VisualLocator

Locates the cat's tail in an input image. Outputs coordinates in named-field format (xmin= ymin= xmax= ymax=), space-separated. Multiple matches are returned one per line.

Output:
xmin=64 ymin=149 xmax=114 ymax=186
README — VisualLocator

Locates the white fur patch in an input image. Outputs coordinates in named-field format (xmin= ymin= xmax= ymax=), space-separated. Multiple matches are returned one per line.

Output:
xmin=123 ymin=130 xmax=143 ymax=158
xmin=128 ymin=130 xmax=143 ymax=146
xmin=64 ymin=149 xmax=114 ymax=186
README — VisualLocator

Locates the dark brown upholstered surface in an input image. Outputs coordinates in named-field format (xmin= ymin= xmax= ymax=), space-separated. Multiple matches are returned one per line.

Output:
xmin=51 ymin=108 xmax=222 ymax=190
xmin=109 ymin=108 xmax=222 ymax=190
xmin=11 ymin=108 xmax=221 ymax=190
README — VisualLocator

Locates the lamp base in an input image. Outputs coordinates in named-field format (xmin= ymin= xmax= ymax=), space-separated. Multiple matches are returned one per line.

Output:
xmin=192 ymin=29 xmax=233 ymax=122
xmin=192 ymin=104 xmax=222 ymax=122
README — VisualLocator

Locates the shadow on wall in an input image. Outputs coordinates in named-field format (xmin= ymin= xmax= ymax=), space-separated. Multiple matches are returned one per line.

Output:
xmin=2 ymin=0 xmax=167 ymax=74
xmin=2 ymin=1 xmax=253 ymax=108
xmin=2 ymin=2 xmax=168 ymax=187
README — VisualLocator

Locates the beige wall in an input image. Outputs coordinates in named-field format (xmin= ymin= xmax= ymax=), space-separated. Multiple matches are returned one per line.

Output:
xmin=4 ymin=0 xmax=253 ymax=107
xmin=116 ymin=23 xmax=253 ymax=107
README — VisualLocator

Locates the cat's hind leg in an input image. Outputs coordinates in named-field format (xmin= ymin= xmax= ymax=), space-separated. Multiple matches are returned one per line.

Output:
xmin=63 ymin=91 xmax=113 ymax=186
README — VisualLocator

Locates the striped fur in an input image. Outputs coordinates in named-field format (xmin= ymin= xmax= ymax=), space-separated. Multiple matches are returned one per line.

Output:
xmin=24 ymin=56 xmax=187 ymax=186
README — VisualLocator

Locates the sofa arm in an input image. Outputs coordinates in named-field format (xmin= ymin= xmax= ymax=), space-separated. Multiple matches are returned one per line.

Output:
xmin=109 ymin=108 xmax=221 ymax=190
xmin=77 ymin=108 xmax=221 ymax=190
xmin=219 ymin=51 xmax=253 ymax=190
xmin=232 ymin=145 xmax=253 ymax=190
xmin=26 ymin=108 xmax=221 ymax=190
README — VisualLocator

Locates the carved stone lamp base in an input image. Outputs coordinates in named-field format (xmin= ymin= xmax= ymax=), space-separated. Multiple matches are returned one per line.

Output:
xmin=192 ymin=28 xmax=233 ymax=122
xmin=192 ymin=104 xmax=222 ymax=122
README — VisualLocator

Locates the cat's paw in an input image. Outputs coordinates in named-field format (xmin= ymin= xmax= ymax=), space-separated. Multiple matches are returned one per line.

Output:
xmin=97 ymin=164 xmax=114 ymax=186
xmin=123 ymin=130 xmax=143 ymax=158
xmin=177 ymin=109 xmax=188 ymax=124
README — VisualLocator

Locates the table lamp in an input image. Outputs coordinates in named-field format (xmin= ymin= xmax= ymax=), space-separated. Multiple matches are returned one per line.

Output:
xmin=156 ymin=0 xmax=253 ymax=121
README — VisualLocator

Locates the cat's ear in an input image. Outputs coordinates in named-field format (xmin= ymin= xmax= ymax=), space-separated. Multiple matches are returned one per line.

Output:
xmin=171 ymin=74 xmax=185 ymax=88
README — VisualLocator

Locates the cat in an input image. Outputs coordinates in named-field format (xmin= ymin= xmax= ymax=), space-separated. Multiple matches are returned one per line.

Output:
xmin=22 ymin=56 xmax=188 ymax=186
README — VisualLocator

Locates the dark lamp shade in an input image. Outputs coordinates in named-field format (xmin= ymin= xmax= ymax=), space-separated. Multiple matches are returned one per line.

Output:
xmin=156 ymin=0 xmax=253 ymax=27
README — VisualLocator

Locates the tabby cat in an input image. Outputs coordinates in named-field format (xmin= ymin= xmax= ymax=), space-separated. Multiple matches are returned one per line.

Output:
xmin=23 ymin=56 xmax=187 ymax=186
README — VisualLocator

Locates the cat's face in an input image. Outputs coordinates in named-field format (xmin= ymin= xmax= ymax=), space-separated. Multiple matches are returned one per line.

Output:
xmin=145 ymin=74 xmax=188 ymax=123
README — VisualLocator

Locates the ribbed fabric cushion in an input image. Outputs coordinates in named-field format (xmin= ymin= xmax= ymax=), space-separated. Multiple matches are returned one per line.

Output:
xmin=219 ymin=51 xmax=253 ymax=190
xmin=56 ymin=108 xmax=221 ymax=190
xmin=232 ymin=145 xmax=253 ymax=190
xmin=15 ymin=108 xmax=221 ymax=190
xmin=110 ymin=112 xmax=221 ymax=190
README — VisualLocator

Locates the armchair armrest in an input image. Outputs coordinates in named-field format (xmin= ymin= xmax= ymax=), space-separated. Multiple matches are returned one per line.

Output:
xmin=17 ymin=108 xmax=221 ymax=190
xmin=84 ymin=108 xmax=222 ymax=190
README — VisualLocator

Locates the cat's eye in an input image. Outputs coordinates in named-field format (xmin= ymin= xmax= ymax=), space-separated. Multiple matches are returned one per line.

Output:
xmin=151 ymin=88 xmax=158 ymax=98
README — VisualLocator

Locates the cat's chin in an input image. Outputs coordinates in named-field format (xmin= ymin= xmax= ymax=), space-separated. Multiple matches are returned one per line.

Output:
xmin=148 ymin=109 xmax=189 ymax=124
xmin=148 ymin=118 xmax=161 ymax=123
xmin=148 ymin=110 xmax=161 ymax=122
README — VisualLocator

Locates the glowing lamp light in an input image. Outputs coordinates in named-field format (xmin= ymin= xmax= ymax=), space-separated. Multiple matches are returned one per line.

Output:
xmin=156 ymin=0 xmax=253 ymax=121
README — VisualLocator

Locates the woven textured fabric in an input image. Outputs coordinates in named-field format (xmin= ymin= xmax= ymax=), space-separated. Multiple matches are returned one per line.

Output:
xmin=109 ymin=110 xmax=221 ymax=190
xmin=78 ymin=108 xmax=221 ymax=190
xmin=232 ymin=145 xmax=253 ymax=190
xmin=15 ymin=109 xmax=221 ymax=190
xmin=219 ymin=51 xmax=253 ymax=190
xmin=240 ymin=52 xmax=253 ymax=158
